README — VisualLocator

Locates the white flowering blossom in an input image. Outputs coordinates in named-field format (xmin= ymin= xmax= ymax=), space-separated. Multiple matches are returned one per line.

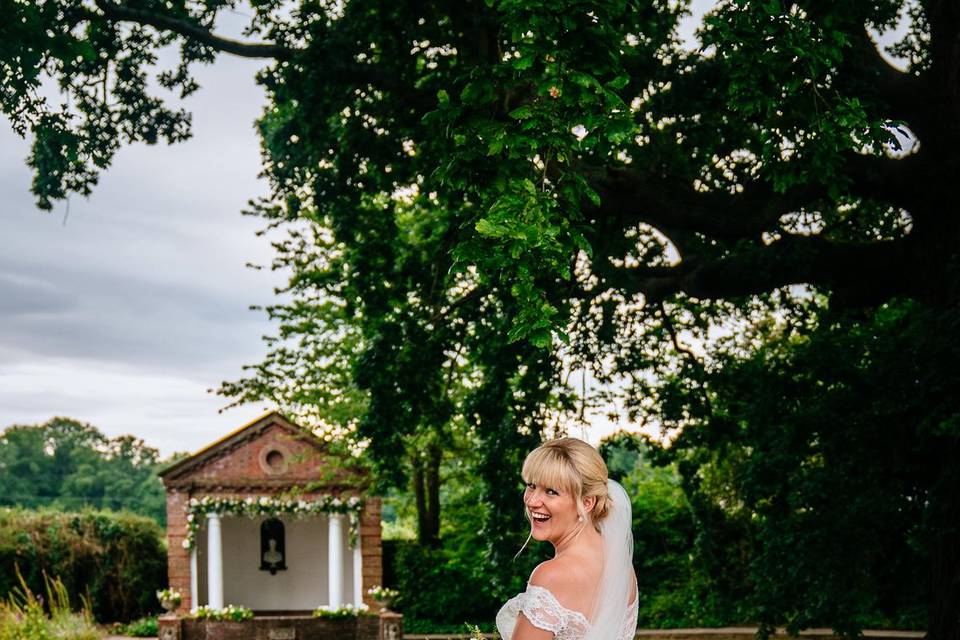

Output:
xmin=181 ymin=494 xmax=364 ymax=550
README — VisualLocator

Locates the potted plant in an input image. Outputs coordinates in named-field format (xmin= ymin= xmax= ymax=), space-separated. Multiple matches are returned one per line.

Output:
xmin=366 ymin=585 xmax=400 ymax=612
xmin=156 ymin=588 xmax=182 ymax=613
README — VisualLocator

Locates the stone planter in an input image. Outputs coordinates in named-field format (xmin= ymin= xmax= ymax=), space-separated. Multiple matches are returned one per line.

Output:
xmin=160 ymin=598 xmax=181 ymax=613
xmin=372 ymin=595 xmax=398 ymax=613
xmin=159 ymin=613 xmax=390 ymax=640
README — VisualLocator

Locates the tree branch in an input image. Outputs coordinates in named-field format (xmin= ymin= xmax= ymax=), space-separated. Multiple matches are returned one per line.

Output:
xmin=848 ymin=24 xmax=932 ymax=136
xmin=602 ymin=234 xmax=915 ymax=305
xmin=91 ymin=0 xmax=295 ymax=60
xmin=659 ymin=301 xmax=714 ymax=419
xmin=584 ymin=143 xmax=923 ymax=266
xmin=588 ymin=165 xmax=828 ymax=244
xmin=923 ymin=0 xmax=960 ymax=133
xmin=842 ymin=150 xmax=925 ymax=213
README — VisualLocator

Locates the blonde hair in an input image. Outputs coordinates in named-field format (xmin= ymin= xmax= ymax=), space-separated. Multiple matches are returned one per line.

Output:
xmin=515 ymin=438 xmax=610 ymax=559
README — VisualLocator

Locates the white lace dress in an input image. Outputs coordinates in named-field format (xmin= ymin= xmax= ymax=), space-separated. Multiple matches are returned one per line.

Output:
xmin=495 ymin=584 xmax=639 ymax=640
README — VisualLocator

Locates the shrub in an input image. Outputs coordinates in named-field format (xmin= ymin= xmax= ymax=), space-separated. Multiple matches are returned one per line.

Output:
xmin=121 ymin=617 xmax=159 ymax=637
xmin=0 ymin=508 xmax=166 ymax=623
xmin=0 ymin=570 xmax=99 ymax=640
xmin=389 ymin=540 xmax=502 ymax=629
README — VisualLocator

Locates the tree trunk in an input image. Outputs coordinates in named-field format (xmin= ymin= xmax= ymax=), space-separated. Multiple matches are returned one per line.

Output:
xmin=927 ymin=449 xmax=960 ymax=640
xmin=413 ymin=461 xmax=427 ymax=544
xmin=424 ymin=444 xmax=442 ymax=547
xmin=413 ymin=446 xmax=442 ymax=547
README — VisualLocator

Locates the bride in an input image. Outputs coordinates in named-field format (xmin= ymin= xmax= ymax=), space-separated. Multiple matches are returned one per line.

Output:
xmin=496 ymin=437 xmax=639 ymax=640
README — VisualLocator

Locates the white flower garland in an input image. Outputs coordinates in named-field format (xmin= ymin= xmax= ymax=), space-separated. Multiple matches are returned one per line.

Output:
xmin=182 ymin=495 xmax=364 ymax=550
xmin=312 ymin=603 xmax=374 ymax=619
xmin=190 ymin=604 xmax=255 ymax=621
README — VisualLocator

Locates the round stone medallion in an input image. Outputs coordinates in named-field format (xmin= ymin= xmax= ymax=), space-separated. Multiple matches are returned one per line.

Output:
xmin=258 ymin=443 xmax=292 ymax=475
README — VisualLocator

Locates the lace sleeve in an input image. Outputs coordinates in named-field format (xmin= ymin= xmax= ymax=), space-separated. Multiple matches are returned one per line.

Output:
xmin=519 ymin=585 xmax=568 ymax=634
xmin=618 ymin=596 xmax=639 ymax=640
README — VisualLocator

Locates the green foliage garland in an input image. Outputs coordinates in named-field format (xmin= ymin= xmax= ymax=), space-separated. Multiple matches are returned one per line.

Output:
xmin=183 ymin=495 xmax=364 ymax=549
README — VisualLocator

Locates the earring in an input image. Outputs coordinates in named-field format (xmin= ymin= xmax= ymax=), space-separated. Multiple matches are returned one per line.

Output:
xmin=578 ymin=515 xmax=583 ymax=522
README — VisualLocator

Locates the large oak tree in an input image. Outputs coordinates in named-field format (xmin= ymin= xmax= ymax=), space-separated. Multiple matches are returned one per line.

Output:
xmin=3 ymin=0 xmax=957 ymax=636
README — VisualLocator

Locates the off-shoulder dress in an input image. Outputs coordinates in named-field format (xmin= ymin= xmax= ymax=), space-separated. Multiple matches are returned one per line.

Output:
xmin=495 ymin=583 xmax=639 ymax=640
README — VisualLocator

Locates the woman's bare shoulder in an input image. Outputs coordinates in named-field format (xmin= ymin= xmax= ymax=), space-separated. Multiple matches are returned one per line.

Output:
xmin=528 ymin=556 xmax=595 ymax=608
xmin=528 ymin=559 xmax=571 ymax=589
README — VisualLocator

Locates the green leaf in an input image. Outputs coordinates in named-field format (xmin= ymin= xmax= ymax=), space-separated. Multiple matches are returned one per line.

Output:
xmin=509 ymin=105 xmax=534 ymax=120
xmin=475 ymin=218 xmax=508 ymax=237
xmin=607 ymin=75 xmax=630 ymax=90
xmin=460 ymin=79 xmax=494 ymax=105
xmin=584 ymin=185 xmax=601 ymax=207
xmin=604 ymin=89 xmax=627 ymax=110
xmin=529 ymin=328 xmax=553 ymax=348
xmin=513 ymin=55 xmax=535 ymax=71
xmin=569 ymin=72 xmax=601 ymax=90
xmin=573 ymin=233 xmax=593 ymax=258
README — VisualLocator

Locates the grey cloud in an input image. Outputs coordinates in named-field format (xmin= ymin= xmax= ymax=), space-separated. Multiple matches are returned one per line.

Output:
xmin=0 ymin=271 xmax=76 ymax=316
xmin=0 ymin=250 xmax=273 ymax=375
xmin=0 ymin=42 xmax=281 ymax=385
xmin=0 ymin=9 xmax=296 ymax=452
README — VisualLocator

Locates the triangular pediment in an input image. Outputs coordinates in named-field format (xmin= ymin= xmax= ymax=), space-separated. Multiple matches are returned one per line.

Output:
xmin=159 ymin=411 xmax=366 ymax=489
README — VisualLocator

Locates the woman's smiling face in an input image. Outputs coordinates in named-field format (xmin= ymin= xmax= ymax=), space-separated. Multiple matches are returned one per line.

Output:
xmin=524 ymin=480 xmax=581 ymax=543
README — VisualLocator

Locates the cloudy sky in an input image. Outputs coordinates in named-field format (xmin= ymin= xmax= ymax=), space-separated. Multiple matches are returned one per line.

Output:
xmin=0 ymin=12 xmax=280 ymax=456
xmin=1 ymin=0 xmax=808 ymax=457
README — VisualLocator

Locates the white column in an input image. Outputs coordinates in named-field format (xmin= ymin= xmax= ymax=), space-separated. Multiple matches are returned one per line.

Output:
xmin=352 ymin=538 xmax=363 ymax=606
xmin=328 ymin=515 xmax=344 ymax=607
xmin=189 ymin=547 xmax=198 ymax=610
xmin=207 ymin=513 xmax=224 ymax=609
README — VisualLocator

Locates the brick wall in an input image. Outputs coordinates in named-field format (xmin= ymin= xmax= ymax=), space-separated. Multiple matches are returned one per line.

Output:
xmin=360 ymin=497 xmax=383 ymax=609
xmin=182 ymin=424 xmax=352 ymax=484
xmin=165 ymin=489 xmax=192 ymax=613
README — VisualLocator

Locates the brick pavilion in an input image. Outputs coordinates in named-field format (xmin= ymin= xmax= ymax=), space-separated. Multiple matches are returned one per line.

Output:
xmin=158 ymin=411 xmax=383 ymax=614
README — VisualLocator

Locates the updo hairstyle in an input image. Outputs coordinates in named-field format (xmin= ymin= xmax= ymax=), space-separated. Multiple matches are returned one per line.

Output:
xmin=522 ymin=437 xmax=611 ymax=530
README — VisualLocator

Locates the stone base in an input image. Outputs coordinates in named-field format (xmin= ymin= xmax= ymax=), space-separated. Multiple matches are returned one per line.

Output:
xmin=158 ymin=614 xmax=181 ymax=640
xmin=379 ymin=611 xmax=403 ymax=640
xmin=159 ymin=613 xmax=401 ymax=640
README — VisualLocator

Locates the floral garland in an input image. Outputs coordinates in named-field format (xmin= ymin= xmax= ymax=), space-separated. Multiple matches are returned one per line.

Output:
xmin=312 ymin=603 xmax=374 ymax=619
xmin=190 ymin=604 xmax=254 ymax=621
xmin=182 ymin=495 xmax=364 ymax=550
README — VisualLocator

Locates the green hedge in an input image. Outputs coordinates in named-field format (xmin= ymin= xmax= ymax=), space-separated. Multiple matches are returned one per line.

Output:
xmin=385 ymin=539 xmax=502 ymax=630
xmin=0 ymin=508 xmax=167 ymax=623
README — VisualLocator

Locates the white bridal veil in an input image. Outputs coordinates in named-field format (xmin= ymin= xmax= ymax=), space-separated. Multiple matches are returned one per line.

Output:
xmin=583 ymin=478 xmax=635 ymax=640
